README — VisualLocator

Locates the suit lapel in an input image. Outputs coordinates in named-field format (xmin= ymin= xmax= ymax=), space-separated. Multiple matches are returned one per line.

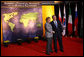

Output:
xmin=52 ymin=21 xmax=55 ymax=26
xmin=52 ymin=21 xmax=56 ymax=27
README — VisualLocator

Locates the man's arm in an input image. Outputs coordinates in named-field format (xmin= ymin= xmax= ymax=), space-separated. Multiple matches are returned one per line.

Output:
xmin=58 ymin=21 xmax=63 ymax=32
xmin=50 ymin=21 xmax=56 ymax=32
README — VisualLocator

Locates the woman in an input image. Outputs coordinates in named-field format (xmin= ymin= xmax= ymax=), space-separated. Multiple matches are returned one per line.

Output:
xmin=45 ymin=17 xmax=55 ymax=55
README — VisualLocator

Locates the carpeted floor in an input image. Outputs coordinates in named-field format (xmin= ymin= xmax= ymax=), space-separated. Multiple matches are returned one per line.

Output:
xmin=1 ymin=37 xmax=83 ymax=56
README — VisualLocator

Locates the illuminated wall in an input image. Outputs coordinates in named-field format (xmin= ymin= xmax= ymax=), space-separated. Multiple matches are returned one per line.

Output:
xmin=42 ymin=5 xmax=55 ymax=37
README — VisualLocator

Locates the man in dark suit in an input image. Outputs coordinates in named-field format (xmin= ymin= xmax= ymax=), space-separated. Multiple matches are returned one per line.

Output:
xmin=50 ymin=15 xmax=64 ymax=53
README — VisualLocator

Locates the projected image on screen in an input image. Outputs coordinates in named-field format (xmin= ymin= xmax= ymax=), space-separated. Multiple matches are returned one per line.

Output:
xmin=1 ymin=7 xmax=43 ymax=42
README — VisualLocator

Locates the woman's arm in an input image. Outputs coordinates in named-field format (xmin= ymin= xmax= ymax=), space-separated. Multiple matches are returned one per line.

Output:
xmin=45 ymin=24 xmax=52 ymax=33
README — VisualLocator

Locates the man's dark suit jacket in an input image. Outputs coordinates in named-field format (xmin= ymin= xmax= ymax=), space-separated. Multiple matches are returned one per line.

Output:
xmin=50 ymin=20 xmax=63 ymax=36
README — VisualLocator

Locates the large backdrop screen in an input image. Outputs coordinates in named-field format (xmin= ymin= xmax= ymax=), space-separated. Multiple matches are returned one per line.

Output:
xmin=1 ymin=1 xmax=43 ymax=42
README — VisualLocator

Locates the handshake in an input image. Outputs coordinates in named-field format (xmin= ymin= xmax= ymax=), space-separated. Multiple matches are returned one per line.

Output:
xmin=51 ymin=31 xmax=55 ymax=33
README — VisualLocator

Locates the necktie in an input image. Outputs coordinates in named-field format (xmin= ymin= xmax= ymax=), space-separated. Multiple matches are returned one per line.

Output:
xmin=55 ymin=21 xmax=58 ymax=27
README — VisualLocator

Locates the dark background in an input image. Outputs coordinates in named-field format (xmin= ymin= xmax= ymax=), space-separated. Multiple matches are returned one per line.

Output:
xmin=54 ymin=1 xmax=83 ymax=38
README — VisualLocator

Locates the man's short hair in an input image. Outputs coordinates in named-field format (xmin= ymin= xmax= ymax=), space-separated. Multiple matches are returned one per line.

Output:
xmin=46 ymin=17 xmax=50 ymax=21
xmin=52 ymin=15 xmax=55 ymax=18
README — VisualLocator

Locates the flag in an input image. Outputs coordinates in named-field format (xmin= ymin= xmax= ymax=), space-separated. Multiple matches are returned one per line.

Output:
xmin=62 ymin=5 xmax=66 ymax=36
xmin=74 ymin=4 xmax=78 ymax=36
xmin=59 ymin=6 xmax=62 ymax=23
xmin=68 ymin=4 xmax=73 ymax=36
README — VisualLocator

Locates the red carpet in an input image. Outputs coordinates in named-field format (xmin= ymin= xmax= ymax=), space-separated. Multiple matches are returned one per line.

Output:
xmin=1 ymin=37 xmax=83 ymax=56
